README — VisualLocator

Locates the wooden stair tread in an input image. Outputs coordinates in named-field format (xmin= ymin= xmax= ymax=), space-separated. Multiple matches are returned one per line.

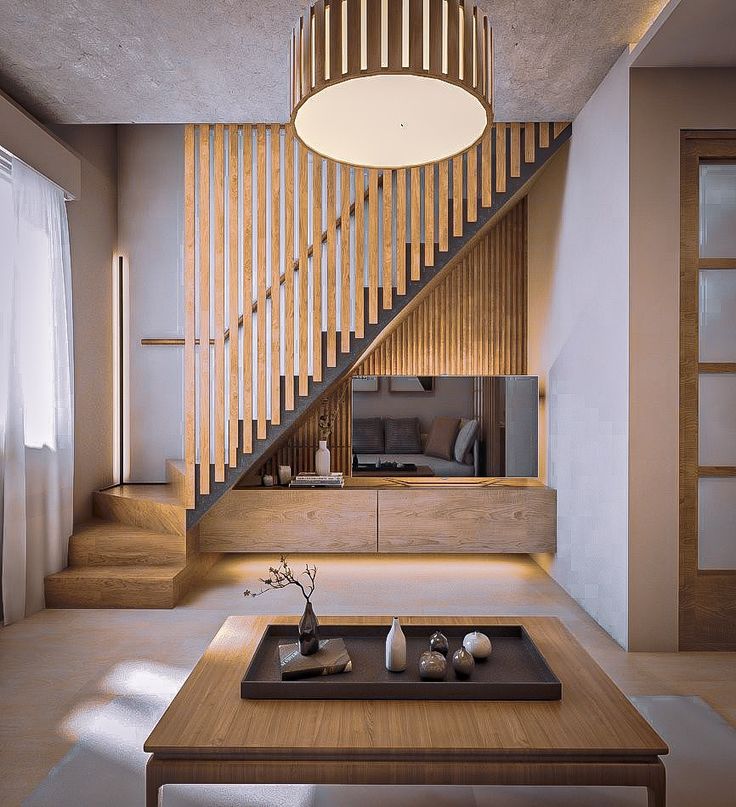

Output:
xmin=47 ymin=565 xmax=186 ymax=580
xmin=71 ymin=518 xmax=182 ymax=542
xmin=99 ymin=484 xmax=184 ymax=507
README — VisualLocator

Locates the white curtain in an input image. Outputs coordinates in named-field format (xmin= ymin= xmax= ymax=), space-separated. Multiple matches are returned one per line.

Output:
xmin=0 ymin=158 xmax=74 ymax=625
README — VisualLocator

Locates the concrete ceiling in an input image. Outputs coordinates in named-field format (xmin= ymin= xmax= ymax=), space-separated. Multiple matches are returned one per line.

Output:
xmin=0 ymin=1 xmax=668 ymax=124
xmin=632 ymin=0 xmax=736 ymax=67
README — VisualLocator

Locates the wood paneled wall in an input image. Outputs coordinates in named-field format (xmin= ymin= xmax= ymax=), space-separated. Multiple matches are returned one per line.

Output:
xmin=255 ymin=198 xmax=527 ymax=479
xmin=357 ymin=198 xmax=526 ymax=376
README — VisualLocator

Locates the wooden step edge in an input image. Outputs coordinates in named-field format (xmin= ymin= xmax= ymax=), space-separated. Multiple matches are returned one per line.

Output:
xmin=44 ymin=565 xmax=187 ymax=609
xmin=93 ymin=488 xmax=186 ymax=536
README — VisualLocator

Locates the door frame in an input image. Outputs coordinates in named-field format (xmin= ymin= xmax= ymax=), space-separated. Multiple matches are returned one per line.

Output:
xmin=679 ymin=130 xmax=736 ymax=650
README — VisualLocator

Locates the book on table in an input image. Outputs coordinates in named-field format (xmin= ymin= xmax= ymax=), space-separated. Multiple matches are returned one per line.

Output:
xmin=289 ymin=472 xmax=344 ymax=488
xmin=278 ymin=638 xmax=352 ymax=680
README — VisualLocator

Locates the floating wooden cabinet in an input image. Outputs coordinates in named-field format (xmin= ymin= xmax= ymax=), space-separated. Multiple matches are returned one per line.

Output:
xmin=199 ymin=490 xmax=378 ymax=553
xmin=199 ymin=484 xmax=556 ymax=555
xmin=377 ymin=488 xmax=557 ymax=553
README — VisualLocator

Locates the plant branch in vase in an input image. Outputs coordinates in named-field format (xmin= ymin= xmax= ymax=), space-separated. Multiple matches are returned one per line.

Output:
xmin=244 ymin=556 xmax=320 ymax=655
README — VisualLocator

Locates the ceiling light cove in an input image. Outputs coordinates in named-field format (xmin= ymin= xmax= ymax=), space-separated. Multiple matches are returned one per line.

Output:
xmin=290 ymin=0 xmax=494 ymax=169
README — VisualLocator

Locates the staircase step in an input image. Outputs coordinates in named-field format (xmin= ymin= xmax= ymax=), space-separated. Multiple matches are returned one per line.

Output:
xmin=93 ymin=485 xmax=186 ymax=536
xmin=45 ymin=564 xmax=186 ymax=608
xmin=67 ymin=519 xmax=187 ymax=567
xmin=166 ymin=459 xmax=187 ymax=505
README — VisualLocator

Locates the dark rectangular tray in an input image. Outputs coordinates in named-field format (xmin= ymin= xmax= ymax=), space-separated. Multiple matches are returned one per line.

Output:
xmin=241 ymin=624 xmax=561 ymax=701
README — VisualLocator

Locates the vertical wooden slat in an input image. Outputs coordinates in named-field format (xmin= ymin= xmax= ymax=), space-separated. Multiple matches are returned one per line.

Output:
xmin=554 ymin=121 xmax=568 ymax=138
xmin=302 ymin=10 xmax=312 ymax=95
xmin=284 ymin=126 xmax=295 ymax=410
xmin=368 ymin=168 xmax=379 ymax=322
xmin=312 ymin=156 xmax=323 ymax=380
xmin=255 ymin=125 xmax=267 ymax=438
xmin=354 ymin=168 xmax=365 ymax=337
xmin=475 ymin=7 xmax=483 ymax=92
xmin=438 ymin=159 xmax=449 ymax=251
xmin=396 ymin=168 xmax=407 ymax=294
xmin=367 ymin=0 xmax=382 ymax=70
xmin=347 ymin=0 xmax=361 ymax=73
xmin=539 ymin=122 xmax=550 ymax=148
xmin=242 ymin=126 xmax=253 ymax=452
xmin=429 ymin=0 xmax=442 ymax=73
xmin=329 ymin=0 xmax=341 ymax=78
xmin=387 ymin=0 xmax=402 ymax=68
xmin=269 ymin=125 xmax=281 ymax=424
xmin=467 ymin=142 xmax=477 ymax=221
xmin=424 ymin=163 xmax=435 ymax=266
xmin=524 ymin=122 xmax=535 ymax=163
xmin=461 ymin=0 xmax=472 ymax=83
xmin=481 ymin=125 xmax=492 ymax=208
xmin=213 ymin=124 xmax=226 ymax=482
xmin=198 ymin=125 xmax=210 ymax=494
xmin=340 ymin=164 xmax=351 ymax=351
xmin=510 ymin=122 xmax=520 ymax=177
xmin=409 ymin=0 xmax=423 ymax=71
xmin=452 ymin=154 xmax=463 ymax=237
xmin=383 ymin=169 xmax=393 ymax=308
xmin=326 ymin=159 xmax=337 ymax=365
xmin=447 ymin=0 xmax=459 ymax=80
xmin=410 ymin=166 xmax=421 ymax=280
xmin=228 ymin=125 xmax=240 ymax=464
xmin=495 ymin=123 xmax=507 ymax=192
xmin=314 ymin=0 xmax=326 ymax=87
xmin=184 ymin=124 xmax=196 ymax=506
xmin=299 ymin=143 xmax=309 ymax=393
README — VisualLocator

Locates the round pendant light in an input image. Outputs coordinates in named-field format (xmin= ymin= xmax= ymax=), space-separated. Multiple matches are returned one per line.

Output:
xmin=290 ymin=0 xmax=493 ymax=169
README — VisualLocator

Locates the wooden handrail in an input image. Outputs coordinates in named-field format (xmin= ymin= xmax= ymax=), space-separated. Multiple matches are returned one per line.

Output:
xmin=142 ymin=174 xmax=382 ymax=346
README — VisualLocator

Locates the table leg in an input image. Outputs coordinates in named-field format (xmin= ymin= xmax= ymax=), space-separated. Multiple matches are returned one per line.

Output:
xmin=146 ymin=756 xmax=168 ymax=807
xmin=647 ymin=760 xmax=667 ymax=807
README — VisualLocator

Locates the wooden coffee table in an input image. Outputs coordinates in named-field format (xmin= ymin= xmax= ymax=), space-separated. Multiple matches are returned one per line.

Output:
xmin=145 ymin=616 xmax=668 ymax=806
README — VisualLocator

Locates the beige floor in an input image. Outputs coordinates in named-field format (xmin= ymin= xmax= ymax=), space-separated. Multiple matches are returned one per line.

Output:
xmin=2 ymin=553 xmax=736 ymax=807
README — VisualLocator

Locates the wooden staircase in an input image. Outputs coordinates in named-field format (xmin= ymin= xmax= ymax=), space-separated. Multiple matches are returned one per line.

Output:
xmin=45 ymin=121 xmax=571 ymax=609
xmin=45 ymin=463 xmax=217 ymax=608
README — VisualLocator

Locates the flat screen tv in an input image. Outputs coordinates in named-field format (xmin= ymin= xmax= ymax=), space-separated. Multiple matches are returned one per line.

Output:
xmin=351 ymin=375 xmax=538 ymax=478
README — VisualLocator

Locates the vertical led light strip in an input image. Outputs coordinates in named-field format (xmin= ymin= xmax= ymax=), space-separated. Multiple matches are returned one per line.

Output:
xmin=112 ymin=254 xmax=130 ymax=484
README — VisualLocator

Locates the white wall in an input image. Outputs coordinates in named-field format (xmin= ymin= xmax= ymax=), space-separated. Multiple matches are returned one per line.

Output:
xmin=52 ymin=125 xmax=117 ymax=523
xmin=628 ymin=67 xmax=736 ymax=650
xmin=117 ymin=125 xmax=184 ymax=481
xmin=527 ymin=51 xmax=631 ymax=648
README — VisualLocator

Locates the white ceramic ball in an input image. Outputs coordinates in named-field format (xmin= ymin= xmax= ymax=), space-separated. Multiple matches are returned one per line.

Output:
xmin=463 ymin=631 xmax=492 ymax=659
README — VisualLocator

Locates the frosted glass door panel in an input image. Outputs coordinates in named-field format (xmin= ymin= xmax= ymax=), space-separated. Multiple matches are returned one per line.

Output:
xmin=699 ymin=477 xmax=736 ymax=569
xmin=699 ymin=270 xmax=736 ymax=362
xmin=700 ymin=163 xmax=736 ymax=258
xmin=699 ymin=374 xmax=736 ymax=466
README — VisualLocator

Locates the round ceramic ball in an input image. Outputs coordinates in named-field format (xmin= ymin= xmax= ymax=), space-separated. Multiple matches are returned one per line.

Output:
xmin=418 ymin=650 xmax=447 ymax=680
xmin=452 ymin=646 xmax=475 ymax=678
xmin=429 ymin=630 xmax=449 ymax=656
xmin=463 ymin=631 xmax=492 ymax=659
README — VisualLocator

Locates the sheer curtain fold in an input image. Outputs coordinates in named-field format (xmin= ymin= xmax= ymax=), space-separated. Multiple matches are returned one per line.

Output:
xmin=0 ymin=158 xmax=74 ymax=625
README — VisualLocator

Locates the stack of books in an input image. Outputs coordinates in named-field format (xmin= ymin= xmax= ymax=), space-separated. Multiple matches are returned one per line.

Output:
xmin=289 ymin=472 xmax=344 ymax=488
xmin=279 ymin=638 xmax=352 ymax=680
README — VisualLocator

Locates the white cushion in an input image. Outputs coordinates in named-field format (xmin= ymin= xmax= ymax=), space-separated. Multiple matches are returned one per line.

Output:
xmin=454 ymin=418 xmax=479 ymax=463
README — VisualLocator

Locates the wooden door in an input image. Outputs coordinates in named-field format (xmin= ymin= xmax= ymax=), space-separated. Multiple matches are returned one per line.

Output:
xmin=680 ymin=132 xmax=736 ymax=650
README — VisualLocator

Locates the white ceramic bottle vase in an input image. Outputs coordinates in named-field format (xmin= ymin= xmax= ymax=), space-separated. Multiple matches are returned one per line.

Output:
xmin=385 ymin=617 xmax=407 ymax=672
xmin=315 ymin=440 xmax=331 ymax=475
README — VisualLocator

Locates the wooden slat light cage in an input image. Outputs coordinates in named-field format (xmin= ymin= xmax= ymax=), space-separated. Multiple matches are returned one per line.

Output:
xmin=290 ymin=0 xmax=493 ymax=168
xmin=181 ymin=121 xmax=569 ymax=506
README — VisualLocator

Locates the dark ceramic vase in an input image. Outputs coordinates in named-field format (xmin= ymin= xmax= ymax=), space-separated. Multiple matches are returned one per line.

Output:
xmin=298 ymin=600 xmax=320 ymax=655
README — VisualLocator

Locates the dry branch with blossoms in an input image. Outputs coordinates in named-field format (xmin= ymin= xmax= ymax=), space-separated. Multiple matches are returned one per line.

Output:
xmin=244 ymin=555 xmax=318 ymax=603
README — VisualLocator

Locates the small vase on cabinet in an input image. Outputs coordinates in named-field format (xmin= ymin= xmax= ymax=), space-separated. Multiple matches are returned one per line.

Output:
xmin=385 ymin=617 xmax=407 ymax=672
xmin=315 ymin=440 xmax=331 ymax=476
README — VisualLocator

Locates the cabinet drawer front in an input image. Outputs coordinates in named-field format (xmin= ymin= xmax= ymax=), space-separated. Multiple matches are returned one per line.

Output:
xmin=378 ymin=489 xmax=556 ymax=553
xmin=200 ymin=490 xmax=378 ymax=552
